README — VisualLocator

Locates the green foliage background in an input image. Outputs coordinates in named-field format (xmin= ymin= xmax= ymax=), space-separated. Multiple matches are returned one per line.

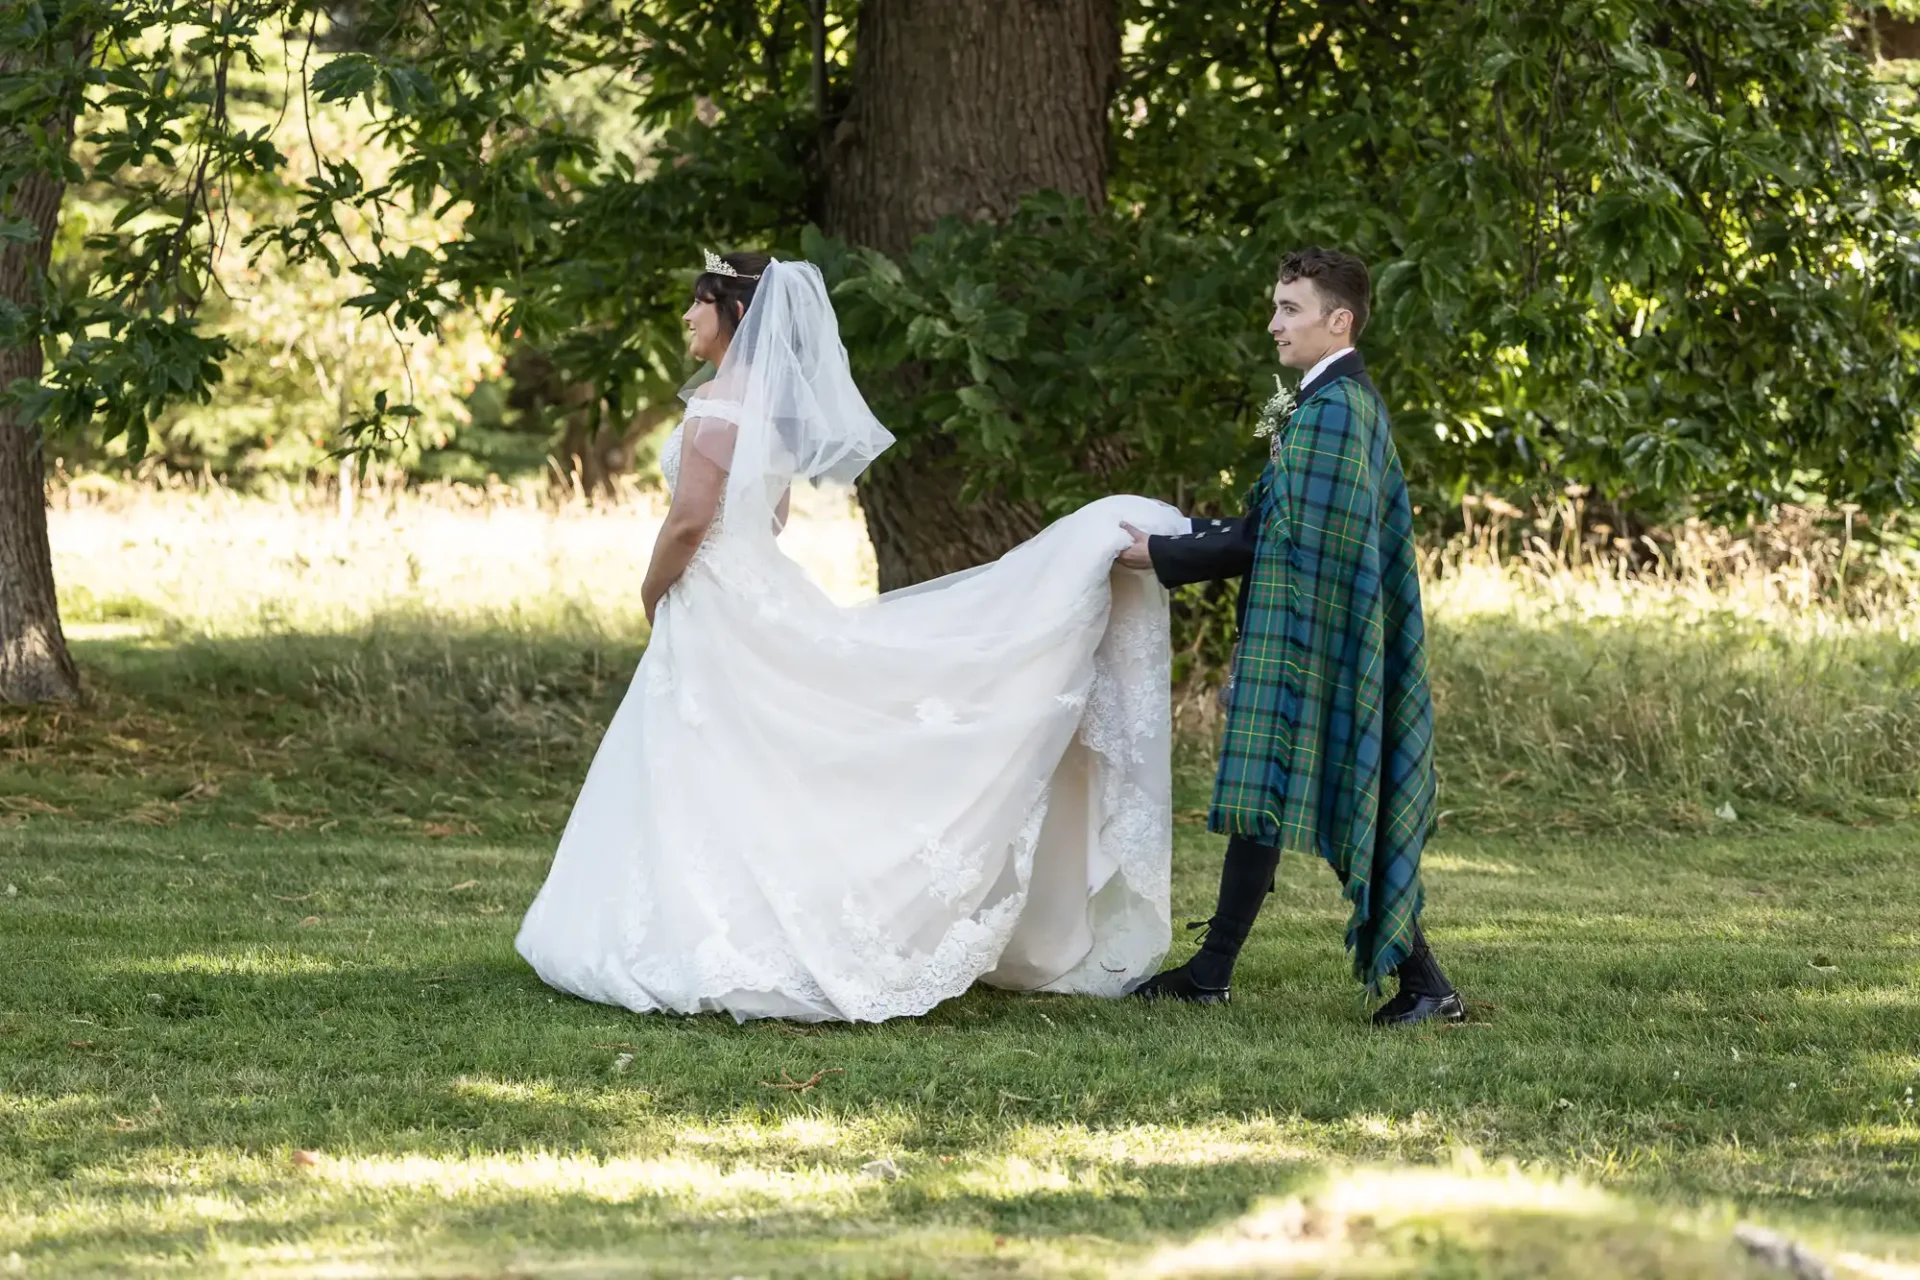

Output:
xmin=4 ymin=0 xmax=1918 ymax=517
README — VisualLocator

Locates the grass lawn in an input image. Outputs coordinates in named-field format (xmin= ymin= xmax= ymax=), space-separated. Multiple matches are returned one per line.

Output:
xmin=3 ymin=496 xmax=1918 ymax=1275
xmin=3 ymin=755 xmax=1917 ymax=1275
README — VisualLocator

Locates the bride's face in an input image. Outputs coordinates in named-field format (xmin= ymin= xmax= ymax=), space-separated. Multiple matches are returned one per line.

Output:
xmin=683 ymin=295 xmax=728 ymax=364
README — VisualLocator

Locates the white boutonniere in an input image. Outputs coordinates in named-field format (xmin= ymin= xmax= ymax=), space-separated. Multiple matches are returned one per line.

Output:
xmin=1252 ymin=377 xmax=1298 ymax=456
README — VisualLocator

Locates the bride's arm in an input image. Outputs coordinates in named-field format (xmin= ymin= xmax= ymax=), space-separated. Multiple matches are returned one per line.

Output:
xmin=642 ymin=440 xmax=728 ymax=625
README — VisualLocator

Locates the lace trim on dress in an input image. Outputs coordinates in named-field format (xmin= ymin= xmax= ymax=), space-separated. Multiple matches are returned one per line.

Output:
xmin=682 ymin=397 xmax=747 ymax=426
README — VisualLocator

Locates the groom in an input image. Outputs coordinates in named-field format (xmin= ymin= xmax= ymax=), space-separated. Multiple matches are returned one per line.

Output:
xmin=1118 ymin=248 xmax=1465 ymax=1026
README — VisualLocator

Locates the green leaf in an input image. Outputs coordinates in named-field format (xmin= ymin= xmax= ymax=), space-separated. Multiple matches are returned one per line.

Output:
xmin=312 ymin=54 xmax=382 ymax=105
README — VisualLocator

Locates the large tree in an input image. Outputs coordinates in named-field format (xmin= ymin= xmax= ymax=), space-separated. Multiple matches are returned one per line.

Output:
xmin=823 ymin=0 xmax=1119 ymax=587
xmin=2 ymin=0 xmax=295 ymax=702
xmin=0 ymin=16 xmax=85 ymax=702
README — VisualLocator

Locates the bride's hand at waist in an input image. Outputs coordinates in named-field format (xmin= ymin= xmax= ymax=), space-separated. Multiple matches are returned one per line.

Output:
xmin=642 ymin=439 xmax=728 ymax=626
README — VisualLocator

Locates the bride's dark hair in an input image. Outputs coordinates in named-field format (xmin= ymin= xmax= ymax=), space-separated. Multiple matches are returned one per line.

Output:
xmin=693 ymin=251 xmax=774 ymax=339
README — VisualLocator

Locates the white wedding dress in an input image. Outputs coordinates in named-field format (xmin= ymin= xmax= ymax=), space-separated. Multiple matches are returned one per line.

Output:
xmin=514 ymin=261 xmax=1188 ymax=1022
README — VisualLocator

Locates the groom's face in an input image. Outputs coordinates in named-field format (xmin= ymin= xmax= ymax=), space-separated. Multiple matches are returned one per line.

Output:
xmin=1269 ymin=276 xmax=1353 ymax=371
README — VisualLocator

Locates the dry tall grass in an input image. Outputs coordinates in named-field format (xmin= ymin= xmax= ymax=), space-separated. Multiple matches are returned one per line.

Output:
xmin=49 ymin=472 xmax=878 ymax=639
xmin=1423 ymin=504 xmax=1920 ymax=829
xmin=40 ymin=478 xmax=1920 ymax=832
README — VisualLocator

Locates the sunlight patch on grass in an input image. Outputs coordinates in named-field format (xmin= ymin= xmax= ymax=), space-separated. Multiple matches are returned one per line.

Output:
xmin=99 ymin=948 xmax=344 ymax=977
xmin=1348 ymin=1113 xmax=1426 ymax=1142
xmin=1785 ymin=984 xmax=1920 ymax=1012
xmin=1141 ymin=1162 xmax=1766 ymax=1280
xmin=771 ymin=1115 xmax=858 ymax=1151
xmin=1839 ymin=1122 xmax=1920 ymax=1158
xmin=307 ymin=1148 xmax=868 ymax=1206
xmin=949 ymin=1155 xmax=1118 ymax=1200
xmin=1861 ymin=1051 xmax=1920 ymax=1080
xmin=1840 ymin=1254 xmax=1920 ymax=1280
xmin=446 ymin=1076 xmax=576 ymax=1107
xmin=635 ymin=1116 xmax=1366 ymax=1182
xmin=668 ymin=1111 xmax=916 ymax=1160
xmin=1317 ymin=1163 xmax=1615 ymax=1217
xmin=0 ymin=1091 xmax=109 ymax=1123
xmin=998 ymin=1120 xmax=1314 ymax=1169
xmin=1423 ymin=853 xmax=1532 ymax=876
xmin=62 ymin=622 xmax=165 ymax=642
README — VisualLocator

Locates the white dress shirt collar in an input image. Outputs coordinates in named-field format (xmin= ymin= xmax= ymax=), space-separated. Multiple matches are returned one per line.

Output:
xmin=1301 ymin=346 xmax=1356 ymax=394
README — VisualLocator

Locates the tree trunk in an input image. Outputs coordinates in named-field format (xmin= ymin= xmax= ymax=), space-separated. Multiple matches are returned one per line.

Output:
xmin=1867 ymin=9 xmax=1920 ymax=60
xmin=0 ymin=67 xmax=82 ymax=704
xmin=825 ymin=0 xmax=1118 ymax=589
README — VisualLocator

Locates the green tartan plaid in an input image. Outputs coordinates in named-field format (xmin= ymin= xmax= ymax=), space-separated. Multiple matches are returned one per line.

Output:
xmin=1210 ymin=371 xmax=1438 ymax=990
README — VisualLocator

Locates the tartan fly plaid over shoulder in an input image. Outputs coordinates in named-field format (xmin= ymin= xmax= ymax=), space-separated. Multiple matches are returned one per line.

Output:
xmin=1213 ymin=360 xmax=1437 ymax=990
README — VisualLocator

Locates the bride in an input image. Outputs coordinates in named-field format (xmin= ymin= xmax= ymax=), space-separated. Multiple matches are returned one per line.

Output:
xmin=514 ymin=251 xmax=1189 ymax=1022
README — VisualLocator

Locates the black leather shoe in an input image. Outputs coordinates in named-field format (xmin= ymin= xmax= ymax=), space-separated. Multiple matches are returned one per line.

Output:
xmin=1130 ymin=961 xmax=1231 ymax=1005
xmin=1371 ymin=989 xmax=1466 ymax=1027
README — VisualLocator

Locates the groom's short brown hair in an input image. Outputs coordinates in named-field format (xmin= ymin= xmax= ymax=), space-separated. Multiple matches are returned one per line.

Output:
xmin=1279 ymin=248 xmax=1371 ymax=338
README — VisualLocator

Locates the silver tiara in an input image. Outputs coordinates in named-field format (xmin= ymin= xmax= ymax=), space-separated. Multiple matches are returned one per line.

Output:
xmin=702 ymin=249 xmax=761 ymax=280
